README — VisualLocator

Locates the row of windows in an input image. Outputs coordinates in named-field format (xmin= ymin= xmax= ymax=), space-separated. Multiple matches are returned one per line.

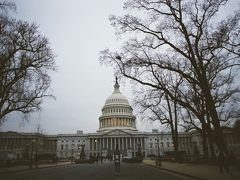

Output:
xmin=103 ymin=107 xmax=131 ymax=114
xmin=106 ymin=98 xmax=128 ymax=104
xmin=149 ymin=138 xmax=170 ymax=141
xmin=60 ymin=143 xmax=84 ymax=150
xmin=149 ymin=142 xmax=172 ymax=148
xmin=60 ymin=139 xmax=85 ymax=143
xmin=0 ymin=138 xmax=56 ymax=150
xmin=100 ymin=118 xmax=135 ymax=128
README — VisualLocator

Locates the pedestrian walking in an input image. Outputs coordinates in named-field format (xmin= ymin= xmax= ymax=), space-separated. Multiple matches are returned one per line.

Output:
xmin=100 ymin=156 xmax=103 ymax=164
xmin=219 ymin=151 xmax=229 ymax=173
xmin=113 ymin=145 xmax=121 ymax=175
xmin=228 ymin=150 xmax=237 ymax=176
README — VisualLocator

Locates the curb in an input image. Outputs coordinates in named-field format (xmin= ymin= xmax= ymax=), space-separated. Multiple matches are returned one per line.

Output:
xmin=0 ymin=163 xmax=72 ymax=175
xmin=143 ymin=162 xmax=206 ymax=180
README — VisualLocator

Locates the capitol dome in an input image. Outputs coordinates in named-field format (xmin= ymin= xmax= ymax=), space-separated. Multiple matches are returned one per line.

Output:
xmin=98 ymin=78 xmax=137 ymax=132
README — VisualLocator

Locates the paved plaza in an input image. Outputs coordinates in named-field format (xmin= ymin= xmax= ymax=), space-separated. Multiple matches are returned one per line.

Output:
xmin=0 ymin=160 xmax=239 ymax=180
xmin=144 ymin=159 xmax=240 ymax=180
xmin=0 ymin=161 xmax=192 ymax=180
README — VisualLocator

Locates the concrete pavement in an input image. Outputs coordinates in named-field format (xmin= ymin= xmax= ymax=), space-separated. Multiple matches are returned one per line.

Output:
xmin=0 ymin=161 xmax=71 ymax=174
xmin=1 ymin=159 xmax=239 ymax=180
xmin=0 ymin=161 xmax=193 ymax=180
xmin=143 ymin=159 xmax=240 ymax=180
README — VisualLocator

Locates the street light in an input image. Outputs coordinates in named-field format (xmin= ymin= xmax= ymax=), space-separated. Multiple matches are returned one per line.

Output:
xmin=78 ymin=145 xmax=81 ymax=158
xmin=35 ymin=137 xmax=39 ymax=168
xmin=156 ymin=139 xmax=161 ymax=166
xmin=136 ymin=142 xmax=143 ymax=162
xmin=94 ymin=139 xmax=98 ymax=160
xmin=94 ymin=139 xmax=97 ymax=151
xmin=71 ymin=148 xmax=74 ymax=164
xmin=29 ymin=140 xmax=35 ymax=169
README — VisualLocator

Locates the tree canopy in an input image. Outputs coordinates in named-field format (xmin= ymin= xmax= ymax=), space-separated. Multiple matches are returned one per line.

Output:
xmin=0 ymin=1 xmax=56 ymax=125
xmin=100 ymin=0 xmax=240 ymax=154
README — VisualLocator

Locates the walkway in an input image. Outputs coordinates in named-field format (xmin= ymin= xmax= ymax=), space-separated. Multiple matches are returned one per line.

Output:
xmin=0 ymin=161 xmax=71 ymax=174
xmin=143 ymin=159 xmax=240 ymax=180
xmin=1 ymin=159 xmax=239 ymax=180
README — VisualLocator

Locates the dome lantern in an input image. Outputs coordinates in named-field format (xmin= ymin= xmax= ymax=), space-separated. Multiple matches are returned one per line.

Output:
xmin=113 ymin=77 xmax=120 ymax=94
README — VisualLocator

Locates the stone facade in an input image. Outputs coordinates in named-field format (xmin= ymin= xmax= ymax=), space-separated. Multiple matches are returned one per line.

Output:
xmin=0 ymin=131 xmax=57 ymax=160
xmin=55 ymin=80 xmax=239 ymax=159
xmin=1 ymin=80 xmax=239 ymax=160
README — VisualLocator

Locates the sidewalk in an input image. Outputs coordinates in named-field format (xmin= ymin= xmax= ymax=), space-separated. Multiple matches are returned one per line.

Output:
xmin=0 ymin=161 xmax=71 ymax=174
xmin=143 ymin=159 xmax=240 ymax=180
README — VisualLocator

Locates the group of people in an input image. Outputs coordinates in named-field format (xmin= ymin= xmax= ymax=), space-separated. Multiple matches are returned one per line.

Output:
xmin=89 ymin=154 xmax=119 ymax=164
xmin=89 ymin=151 xmax=121 ymax=175
xmin=219 ymin=150 xmax=237 ymax=175
xmin=89 ymin=155 xmax=105 ymax=163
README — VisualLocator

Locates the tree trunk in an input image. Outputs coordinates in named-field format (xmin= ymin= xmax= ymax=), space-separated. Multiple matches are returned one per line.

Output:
xmin=207 ymin=104 xmax=226 ymax=153
xmin=206 ymin=114 xmax=216 ymax=159
xmin=200 ymin=74 xmax=227 ymax=154
xmin=200 ymin=121 xmax=209 ymax=159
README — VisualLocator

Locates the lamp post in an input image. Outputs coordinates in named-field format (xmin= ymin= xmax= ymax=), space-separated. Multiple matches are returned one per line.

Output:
xmin=71 ymin=148 xmax=74 ymax=164
xmin=78 ymin=145 xmax=81 ymax=158
xmin=94 ymin=139 xmax=98 ymax=161
xmin=156 ymin=139 xmax=161 ymax=166
xmin=114 ymin=144 xmax=120 ymax=175
xmin=136 ymin=142 xmax=143 ymax=162
xmin=29 ymin=140 xmax=35 ymax=169
xmin=35 ymin=137 xmax=39 ymax=168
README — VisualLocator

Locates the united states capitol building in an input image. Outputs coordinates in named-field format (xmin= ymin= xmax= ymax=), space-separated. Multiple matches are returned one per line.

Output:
xmin=57 ymin=79 xmax=176 ymax=159
xmin=0 ymin=79 xmax=239 ymax=160
xmin=56 ymin=79 xmax=239 ymax=159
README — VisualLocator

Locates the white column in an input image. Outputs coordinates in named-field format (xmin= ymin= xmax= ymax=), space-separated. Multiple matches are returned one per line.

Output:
xmin=122 ymin=138 xmax=124 ymax=150
xmin=118 ymin=138 xmax=120 ymax=148
xmin=125 ymin=137 xmax=128 ymax=149
xmin=130 ymin=137 xmax=132 ymax=149
xmin=103 ymin=138 xmax=105 ymax=150
xmin=133 ymin=137 xmax=136 ymax=150
xmin=106 ymin=138 xmax=108 ymax=149
xmin=110 ymin=138 xmax=113 ymax=150
xmin=92 ymin=139 xmax=94 ymax=151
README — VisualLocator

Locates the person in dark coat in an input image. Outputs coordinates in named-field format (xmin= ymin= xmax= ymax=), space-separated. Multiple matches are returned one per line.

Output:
xmin=219 ymin=151 xmax=229 ymax=173
xmin=228 ymin=150 xmax=236 ymax=176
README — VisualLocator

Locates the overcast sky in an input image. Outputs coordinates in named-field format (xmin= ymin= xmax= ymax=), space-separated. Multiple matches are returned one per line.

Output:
xmin=1 ymin=0 xmax=239 ymax=135
xmin=1 ymin=0 xmax=163 ymax=134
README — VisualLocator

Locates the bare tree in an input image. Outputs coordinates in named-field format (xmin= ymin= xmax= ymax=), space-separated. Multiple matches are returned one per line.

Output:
xmin=100 ymin=0 xmax=240 ymax=154
xmin=233 ymin=119 xmax=240 ymax=142
xmin=0 ymin=1 xmax=56 ymax=125
xmin=133 ymin=74 xmax=182 ymax=159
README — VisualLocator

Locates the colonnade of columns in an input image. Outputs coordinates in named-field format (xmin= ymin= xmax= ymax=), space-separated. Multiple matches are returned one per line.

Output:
xmin=89 ymin=136 xmax=144 ymax=151
xmin=99 ymin=118 xmax=136 ymax=128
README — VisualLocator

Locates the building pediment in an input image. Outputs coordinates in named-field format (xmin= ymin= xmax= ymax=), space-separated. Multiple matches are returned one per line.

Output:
xmin=102 ymin=129 xmax=132 ymax=137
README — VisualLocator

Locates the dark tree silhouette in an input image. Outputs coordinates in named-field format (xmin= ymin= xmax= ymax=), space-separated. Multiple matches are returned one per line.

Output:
xmin=234 ymin=119 xmax=240 ymax=142
xmin=100 ymin=0 xmax=240 ymax=154
xmin=0 ymin=1 xmax=56 ymax=124
xmin=133 ymin=78 xmax=181 ymax=159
